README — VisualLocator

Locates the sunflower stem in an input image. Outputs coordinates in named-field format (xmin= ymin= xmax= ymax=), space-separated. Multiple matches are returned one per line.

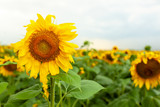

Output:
xmin=58 ymin=82 xmax=62 ymax=107
xmin=143 ymin=86 xmax=147 ymax=98
xmin=72 ymin=99 xmax=78 ymax=107
xmin=51 ymin=77 xmax=55 ymax=107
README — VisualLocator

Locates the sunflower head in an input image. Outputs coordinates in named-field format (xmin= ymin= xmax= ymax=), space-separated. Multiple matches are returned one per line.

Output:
xmin=102 ymin=51 xmax=118 ymax=64
xmin=130 ymin=52 xmax=160 ymax=90
xmin=12 ymin=14 xmax=78 ymax=97
xmin=0 ymin=56 xmax=24 ymax=76
xmin=79 ymin=67 xmax=85 ymax=75
xmin=123 ymin=49 xmax=131 ymax=60
xmin=112 ymin=46 xmax=118 ymax=51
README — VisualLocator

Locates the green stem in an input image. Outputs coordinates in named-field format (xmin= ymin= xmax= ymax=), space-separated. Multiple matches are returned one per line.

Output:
xmin=68 ymin=98 xmax=71 ymax=107
xmin=56 ymin=93 xmax=67 ymax=107
xmin=142 ymin=86 xmax=147 ymax=98
xmin=86 ymin=99 xmax=90 ymax=107
xmin=58 ymin=83 xmax=62 ymax=107
xmin=72 ymin=99 xmax=78 ymax=107
xmin=41 ymin=92 xmax=50 ymax=107
xmin=51 ymin=77 xmax=55 ymax=107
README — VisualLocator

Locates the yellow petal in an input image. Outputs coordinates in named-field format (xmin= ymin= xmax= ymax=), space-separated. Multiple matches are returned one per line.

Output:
xmin=45 ymin=15 xmax=56 ymax=24
xmin=58 ymin=55 xmax=73 ymax=69
xmin=49 ymin=61 xmax=59 ymax=75
xmin=58 ymin=31 xmax=78 ymax=41
xmin=36 ymin=14 xmax=46 ymax=29
xmin=60 ymin=41 xmax=79 ymax=48
xmin=139 ymin=80 xmax=144 ymax=88
xmin=59 ymin=43 xmax=76 ymax=53
xmin=39 ymin=63 xmax=49 ymax=93
xmin=19 ymin=46 xmax=29 ymax=57
xmin=55 ymin=58 xmax=69 ymax=72
xmin=145 ymin=79 xmax=150 ymax=90
xmin=30 ymin=60 xmax=40 ymax=79
xmin=143 ymin=58 xmax=148 ymax=64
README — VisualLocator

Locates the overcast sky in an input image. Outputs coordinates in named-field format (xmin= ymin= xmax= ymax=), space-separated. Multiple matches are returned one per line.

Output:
xmin=0 ymin=0 xmax=160 ymax=50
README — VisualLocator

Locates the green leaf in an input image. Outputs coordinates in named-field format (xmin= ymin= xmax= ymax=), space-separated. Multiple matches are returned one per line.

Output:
xmin=108 ymin=98 xmax=138 ymax=107
xmin=4 ymin=84 xmax=41 ymax=107
xmin=72 ymin=66 xmax=79 ymax=73
xmin=108 ymin=88 xmax=140 ymax=107
xmin=69 ymin=80 xmax=104 ymax=99
xmin=127 ymin=88 xmax=140 ymax=103
xmin=147 ymin=89 xmax=160 ymax=96
xmin=95 ymin=75 xmax=113 ymax=85
xmin=0 ymin=82 xmax=8 ymax=94
xmin=142 ymin=96 xmax=160 ymax=107
xmin=0 ymin=61 xmax=17 ymax=67
xmin=55 ymin=70 xmax=81 ymax=88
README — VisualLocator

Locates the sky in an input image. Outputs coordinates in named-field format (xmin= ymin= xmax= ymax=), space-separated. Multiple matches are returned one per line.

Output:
xmin=0 ymin=0 xmax=160 ymax=50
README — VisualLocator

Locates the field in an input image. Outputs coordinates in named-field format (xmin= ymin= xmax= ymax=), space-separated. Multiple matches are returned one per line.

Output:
xmin=0 ymin=13 xmax=160 ymax=107
xmin=0 ymin=43 xmax=160 ymax=107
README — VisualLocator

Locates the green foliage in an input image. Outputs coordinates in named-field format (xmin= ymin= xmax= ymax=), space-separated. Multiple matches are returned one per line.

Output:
xmin=55 ymin=69 xmax=81 ymax=88
xmin=0 ymin=82 xmax=8 ymax=94
xmin=68 ymin=80 xmax=104 ymax=99
xmin=80 ymin=40 xmax=93 ymax=49
xmin=144 ymin=45 xmax=151 ymax=51
xmin=142 ymin=96 xmax=160 ymax=107
xmin=1 ymin=45 xmax=160 ymax=107
xmin=4 ymin=84 xmax=42 ymax=107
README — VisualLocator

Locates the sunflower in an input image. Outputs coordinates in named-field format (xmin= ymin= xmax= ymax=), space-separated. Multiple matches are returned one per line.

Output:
xmin=130 ymin=52 xmax=160 ymax=90
xmin=102 ymin=51 xmax=118 ymax=64
xmin=79 ymin=67 xmax=85 ymax=75
xmin=123 ymin=49 xmax=131 ymax=60
xmin=88 ymin=51 xmax=103 ymax=60
xmin=12 ymin=14 xmax=78 ymax=97
xmin=0 ymin=56 xmax=24 ymax=76
xmin=79 ymin=49 xmax=87 ymax=56
xmin=112 ymin=46 xmax=118 ymax=51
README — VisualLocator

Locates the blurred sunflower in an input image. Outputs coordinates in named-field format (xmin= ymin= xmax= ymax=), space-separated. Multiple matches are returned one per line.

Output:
xmin=12 ymin=14 xmax=78 ymax=97
xmin=79 ymin=67 xmax=85 ymax=75
xmin=123 ymin=49 xmax=131 ymax=60
xmin=0 ymin=56 xmax=24 ymax=76
xmin=130 ymin=52 xmax=160 ymax=90
xmin=79 ymin=49 xmax=87 ymax=56
xmin=112 ymin=46 xmax=118 ymax=51
xmin=102 ymin=51 xmax=118 ymax=64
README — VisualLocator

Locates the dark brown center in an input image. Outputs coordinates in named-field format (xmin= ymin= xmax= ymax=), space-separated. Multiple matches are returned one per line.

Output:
xmin=106 ymin=54 xmax=114 ymax=61
xmin=29 ymin=30 xmax=59 ymax=62
xmin=93 ymin=56 xmax=98 ymax=59
xmin=136 ymin=59 xmax=160 ymax=79
xmin=125 ymin=51 xmax=129 ymax=54
xmin=4 ymin=64 xmax=17 ymax=72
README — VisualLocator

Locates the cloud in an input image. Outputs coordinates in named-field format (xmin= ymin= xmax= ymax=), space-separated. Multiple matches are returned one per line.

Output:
xmin=0 ymin=0 xmax=160 ymax=50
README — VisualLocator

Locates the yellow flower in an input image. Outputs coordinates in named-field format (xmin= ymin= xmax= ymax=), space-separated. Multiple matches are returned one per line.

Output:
xmin=79 ymin=67 xmax=85 ymax=75
xmin=79 ymin=49 xmax=87 ymax=56
xmin=130 ymin=52 xmax=160 ymax=90
xmin=123 ymin=49 xmax=131 ymax=60
xmin=0 ymin=56 xmax=24 ymax=76
xmin=88 ymin=51 xmax=103 ymax=60
xmin=12 ymin=14 xmax=78 ymax=97
xmin=102 ymin=51 xmax=118 ymax=64
xmin=112 ymin=46 xmax=118 ymax=51
xmin=92 ymin=62 xmax=96 ymax=67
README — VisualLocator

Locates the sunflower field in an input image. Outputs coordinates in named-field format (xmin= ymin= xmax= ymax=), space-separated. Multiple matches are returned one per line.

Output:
xmin=0 ymin=14 xmax=160 ymax=107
